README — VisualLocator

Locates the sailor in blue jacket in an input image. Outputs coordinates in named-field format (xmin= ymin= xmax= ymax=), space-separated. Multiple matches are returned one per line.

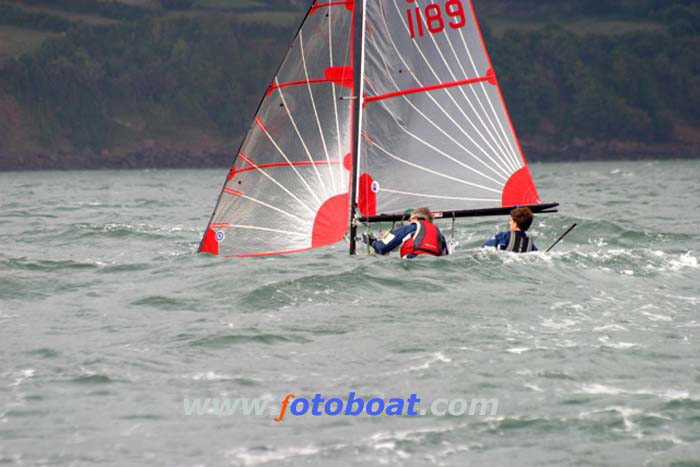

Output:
xmin=364 ymin=208 xmax=448 ymax=258
xmin=483 ymin=207 xmax=538 ymax=252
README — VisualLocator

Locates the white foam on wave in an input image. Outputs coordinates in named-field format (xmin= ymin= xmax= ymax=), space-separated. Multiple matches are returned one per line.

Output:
xmin=474 ymin=246 xmax=554 ymax=264
xmin=669 ymin=252 xmax=698 ymax=270
xmin=644 ymin=251 xmax=699 ymax=273
xmin=375 ymin=351 xmax=453 ymax=378
xmin=578 ymin=406 xmax=683 ymax=443
xmin=368 ymin=422 xmax=469 ymax=447
xmin=9 ymin=368 xmax=35 ymax=387
xmin=673 ymin=295 xmax=700 ymax=304
xmin=549 ymin=301 xmax=587 ymax=313
xmin=227 ymin=445 xmax=321 ymax=466
xmin=427 ymin=444 xmax=474 ymax=461
xmin=578 ymin=384 xmax=626 ymax=396
xmin=588 ymin=238 xmax=608 ymax=248
xmin=502 ymin=251 xmax=554 ymax=265
xmin=100 ymin=222 xmax=201 ymax=235
xmin=597 ymin=336 xmax=641 ymax=349
xmin=404 ymin=351 xmax=452 ymax=372
xmin=0 ymin=310 xmax=19 ymax=321
xmin=564 ymin=248 xmax=700 ymax=276
xmin=640 ymin=310 xmax=673 ymax=322
xmin=191 ymin=371 xmax=232 ymax=381
xmin=578 ymin=384 xmax=692 ymax=400
xmin=578 ymin=405 xmax=642 ymax=432
xmin=634 ymin=433 xmax=687 ymax=445
xmin=593 ymin=324 xmax=628 ymax=332
xmin=541 ymin=317 xmax=582 ymax=330
xmin=636 ymin=303 xmax=676 ymax=323
xmin=553 ymin=339 xmax=578 ymax=349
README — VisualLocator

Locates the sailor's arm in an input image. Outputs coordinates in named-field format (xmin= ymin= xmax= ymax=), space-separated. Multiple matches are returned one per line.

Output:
xmin=372 ymin=224 xmax=416 ymax=255
xmin=482 ymin=231 xmax=508 ymax=248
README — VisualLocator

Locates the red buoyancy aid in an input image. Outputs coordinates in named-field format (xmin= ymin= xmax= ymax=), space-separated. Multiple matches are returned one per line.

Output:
xmin=400 ymin=221 xmax=445 ymax=258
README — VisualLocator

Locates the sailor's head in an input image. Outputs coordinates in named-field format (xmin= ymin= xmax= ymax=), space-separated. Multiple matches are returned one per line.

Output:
xmin=410 ymin=207 xmax=433 ymax=223
xmin=510 ymin=207 xmax=534 ymax=232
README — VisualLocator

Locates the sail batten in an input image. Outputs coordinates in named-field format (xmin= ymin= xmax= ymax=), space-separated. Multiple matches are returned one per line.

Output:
xmin=364 ymin=75 xmax=492 ymax=104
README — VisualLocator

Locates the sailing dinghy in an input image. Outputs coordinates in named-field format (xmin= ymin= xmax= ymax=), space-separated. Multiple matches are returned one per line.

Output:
xmin=199 ymin=0 xmax=557 ymax=257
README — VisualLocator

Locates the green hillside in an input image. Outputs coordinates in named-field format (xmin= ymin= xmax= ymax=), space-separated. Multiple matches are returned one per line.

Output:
xmin=0 ymin=0 xmax=698 ymax=170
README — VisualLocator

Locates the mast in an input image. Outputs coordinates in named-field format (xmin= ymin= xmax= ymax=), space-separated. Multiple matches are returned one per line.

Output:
xmin=348 ymin=0 xmax=366 ymax=255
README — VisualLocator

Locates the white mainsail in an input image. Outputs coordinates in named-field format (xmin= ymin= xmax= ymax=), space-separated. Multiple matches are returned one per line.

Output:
xmin=200 ymin=0 xmax=543 ymax=257
xmin=358 ymin=0 xmax=540 ymax=216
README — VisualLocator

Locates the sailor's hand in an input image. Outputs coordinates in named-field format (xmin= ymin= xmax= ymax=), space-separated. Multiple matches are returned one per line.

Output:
xmin=362 ymin=232 xmax=377 ymax=245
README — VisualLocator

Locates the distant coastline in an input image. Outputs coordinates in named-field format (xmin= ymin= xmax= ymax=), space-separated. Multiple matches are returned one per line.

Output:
xmin=1 ymin=0 xmax=698 ymax=171
xmin=1 ymin=140 xmax=698 ymax=172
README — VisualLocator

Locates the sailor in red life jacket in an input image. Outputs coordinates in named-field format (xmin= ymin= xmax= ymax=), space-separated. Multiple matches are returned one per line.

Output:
xmin=364 ymin=207 xmax=449 ymax=258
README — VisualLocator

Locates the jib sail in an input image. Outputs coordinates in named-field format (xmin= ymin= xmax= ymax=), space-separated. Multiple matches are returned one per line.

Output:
xmin=200 ymin=1 xmax=357 ymax=257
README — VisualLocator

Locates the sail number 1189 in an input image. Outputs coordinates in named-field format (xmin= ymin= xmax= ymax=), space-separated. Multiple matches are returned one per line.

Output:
xmin=406 ymin=0 xmax=467 ymax=39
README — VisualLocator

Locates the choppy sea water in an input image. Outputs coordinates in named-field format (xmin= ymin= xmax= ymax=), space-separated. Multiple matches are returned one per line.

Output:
xmin=1 ymin=160 xmax=699 ymax=466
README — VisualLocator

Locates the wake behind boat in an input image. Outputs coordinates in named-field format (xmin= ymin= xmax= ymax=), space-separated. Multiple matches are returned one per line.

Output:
xmin=199 ymin=0 xmax=557 ymax=258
